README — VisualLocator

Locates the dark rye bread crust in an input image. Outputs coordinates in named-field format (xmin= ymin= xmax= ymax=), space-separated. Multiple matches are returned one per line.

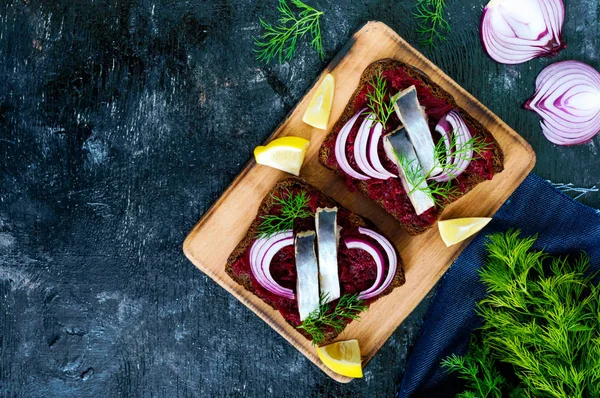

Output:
xmin=225 ymin=177 xmax=405 ymax=345
xmin=318 ymin=59 xmax=505 ymax=235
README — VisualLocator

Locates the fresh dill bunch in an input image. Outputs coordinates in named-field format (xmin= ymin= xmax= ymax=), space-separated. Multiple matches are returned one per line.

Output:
xmin=256 ymin=189 xmax=313 ymax=238
xmin=414 ymin=0 xmax=451 ymax=48
xmin=254 ymin=0 xmax=324 ymax=64
xmin=442 ymin=230 xmax=600 ymax=397
xmin=365 ymin=70 xmax=397 ymax=128
xmin=441 ymin=336 xmax=508 ymax=398
xmin=297 ymin=293 xmax=368 ymax=345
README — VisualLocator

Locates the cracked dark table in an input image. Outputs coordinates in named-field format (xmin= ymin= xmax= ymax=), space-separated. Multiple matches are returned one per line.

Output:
xmin=1 ymin=0 xmax=599 ymax=397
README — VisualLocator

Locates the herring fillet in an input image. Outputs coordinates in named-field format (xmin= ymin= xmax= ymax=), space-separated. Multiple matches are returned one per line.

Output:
xmin=384 ymin=129 xmax=435 ymax=215
xmin=394 ymin=86 xmax=442 ymax=176
xmin=315 ymin=207 xmax=340 ymax=303
xmin=295 ymin=231 xmax=320 ymax=321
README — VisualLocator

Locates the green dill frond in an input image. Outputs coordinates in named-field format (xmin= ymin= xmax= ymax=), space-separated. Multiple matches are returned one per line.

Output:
xmin=433 ymin=134 xmax=492 ymax=180
xmin=365 ymin=70 xmax=397 ymax=128
xmin=256 ymin=189 xmax=313 ymax=238
xmin=442 ymin=230 xmax=600 ymax=397
xmin=297 ymin=293 xmax=368 ymax=345
xmin=441 ymin=336 xmax=508 ymax=398
xmin=254 ymin=0 xmax=324 ymax=64
xmin=414 ymin=0 xmax=451 ymax=48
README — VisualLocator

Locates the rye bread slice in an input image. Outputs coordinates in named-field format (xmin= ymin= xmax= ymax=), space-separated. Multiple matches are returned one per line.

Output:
xmin=318 ymin=59 xmax=505 ymax=235
xmin=225 ymin=177 xmax=405 ymax=345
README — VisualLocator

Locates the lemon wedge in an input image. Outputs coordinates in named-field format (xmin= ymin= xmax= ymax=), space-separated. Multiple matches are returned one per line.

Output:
xmin=254 ymin=136 xmax=310 ymax=176
xmin=302 ymin=74 xmax=335 ymax=130
xmin=317 ymin=339 xmax=363 ymax=378
xmin=438 ymin=217 xmax=492 ymax=247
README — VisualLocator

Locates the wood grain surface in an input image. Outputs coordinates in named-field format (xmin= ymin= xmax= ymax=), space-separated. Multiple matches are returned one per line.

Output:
xmin=183 ymin=21 xmax=535 ymax=383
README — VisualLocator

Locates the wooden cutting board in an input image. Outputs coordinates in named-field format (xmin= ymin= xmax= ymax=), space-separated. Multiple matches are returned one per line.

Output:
xmin=183 ymin=21 xmax=535 ymax=383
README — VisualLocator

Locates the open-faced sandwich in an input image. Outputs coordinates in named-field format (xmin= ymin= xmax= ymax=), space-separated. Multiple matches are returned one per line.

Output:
xmin=226 ymin=177 xmax=404 ymax=345
xmin=319 ymin=59 xmax=504 ymax=235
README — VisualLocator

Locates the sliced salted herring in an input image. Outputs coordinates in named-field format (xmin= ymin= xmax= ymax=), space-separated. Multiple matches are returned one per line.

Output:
xmin=295 ymin=231 xmax=320 ymax=321
xmin=315 ymin=207 xmax=340 ymax=303
xmin=384 ymin=128 xmax=435 ymax=216
xmin=394 ymin=86 xmax=442 ymax=176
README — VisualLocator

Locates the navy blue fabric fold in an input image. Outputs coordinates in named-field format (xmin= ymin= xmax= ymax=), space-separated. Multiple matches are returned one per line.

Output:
xmin=397 ymin=173 xmax=600 ymax=398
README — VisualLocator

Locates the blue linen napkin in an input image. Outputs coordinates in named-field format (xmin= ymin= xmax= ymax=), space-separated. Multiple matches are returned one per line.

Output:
xmin=397 ymin=173 xmax=600 ymax=397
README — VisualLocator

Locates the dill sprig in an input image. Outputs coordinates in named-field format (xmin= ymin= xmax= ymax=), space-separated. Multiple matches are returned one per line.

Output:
xmin=257 ymin=189 xmax=313 ymax=238
xmin=442 ymin=230 xmax=600 ymax=397
xmin=297 ymin=293 xmax=368 ymax=345
xmin=441 ymin=337 xmax=508 ymax=398
xmin=393 ymin=133 xmax=491 ymax=207
xmin=433 ymin=134 xmax=491 ymax=180
xmin=414 ymin=0 xmax=451 ymax=48
xmin=365 ymin=70 xmax=397 ymax=128
xmin=254 ymin=0 xmax=324 ymax=64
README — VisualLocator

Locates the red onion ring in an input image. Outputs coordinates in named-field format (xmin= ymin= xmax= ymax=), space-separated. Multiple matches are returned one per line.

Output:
xmin=430 ymin=117 xmax=453 ymax=178
xmin=368 ymin=121 xmax=397 ymax=179
xmin=481 ymin=0 xmax=565 ymax=65
xmin=345 ymin=238 xmax=384 ymax=299
xmin=524 ymin=61 xmax=600 ymax=146
xmin=354 ymin=114 xmax=396 ymax=180
xmin=249 ymin=230 xmax=295 ymax=299
xmin=431 ymin=111 xmax=473 ymax=182
xmin=356 ymin=227 xmax=397 ymax=300
xmin=335 ymin=109 xmax=369 ymax=180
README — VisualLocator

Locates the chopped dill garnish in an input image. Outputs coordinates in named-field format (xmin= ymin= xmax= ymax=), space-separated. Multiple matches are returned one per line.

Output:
xmin=256 ymin=189 xmax=313 ymax=238
xmin=254 ymin=0 xmax=324 ymax=64
xmin=365 ymin=70 xmax=397 ymax=128
xmin=392 ymin=132 xmax=491 ymax=207
xmin=297 ymin=293 xmax=368 ymax=345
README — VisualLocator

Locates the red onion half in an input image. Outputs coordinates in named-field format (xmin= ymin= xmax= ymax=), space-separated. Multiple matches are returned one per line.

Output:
xmin=354 ymin=227 xmax=398 ymax=300
xmin=525 ymin=61 xmax=600 ymax=146
xmin=481 ymin=0 xmax=565 ymax=65
xmin=431 ymin=111 xmax=473 ymax=182
xmin=249 ymin=230 xmax=295 ymax=299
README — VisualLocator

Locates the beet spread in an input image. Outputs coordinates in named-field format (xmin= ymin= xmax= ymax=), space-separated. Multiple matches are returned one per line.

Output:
xmin=323 ymin=67 xmax=496 ymax=228
xmin=230 ymin=189 xmax=388 ymax=328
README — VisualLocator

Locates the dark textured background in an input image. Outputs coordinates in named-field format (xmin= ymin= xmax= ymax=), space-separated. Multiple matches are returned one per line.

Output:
xmin=1 ymin=0 xmax=598 ymax=397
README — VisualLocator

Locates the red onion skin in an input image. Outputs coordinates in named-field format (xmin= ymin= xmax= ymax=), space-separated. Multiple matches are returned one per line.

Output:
xmin=480 ymin=0 xmax=566 ymax=65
